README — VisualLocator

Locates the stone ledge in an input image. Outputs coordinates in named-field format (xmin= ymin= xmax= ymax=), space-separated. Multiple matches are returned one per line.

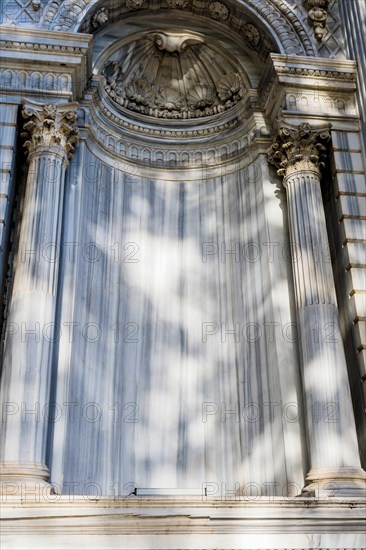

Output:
xmin=1 ymin=498 xmax=365 ymax=550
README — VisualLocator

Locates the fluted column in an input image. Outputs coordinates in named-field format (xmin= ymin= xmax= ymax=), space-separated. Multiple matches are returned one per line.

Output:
xmin=269 ymin=123 xmax=366 ymax=497
xmin=0 ymin=101 xmax=79 ymax=495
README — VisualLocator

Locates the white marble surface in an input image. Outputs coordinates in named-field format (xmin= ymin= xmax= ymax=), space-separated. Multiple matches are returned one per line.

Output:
xmin=1 ymin=496 xmax=366 ymax=549
xmin=49 ymin=145 xmax=304 ymax=495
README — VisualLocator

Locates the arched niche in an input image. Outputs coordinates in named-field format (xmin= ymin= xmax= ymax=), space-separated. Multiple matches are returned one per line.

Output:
xmin=48 ymin=6 xmax=306 ymax=497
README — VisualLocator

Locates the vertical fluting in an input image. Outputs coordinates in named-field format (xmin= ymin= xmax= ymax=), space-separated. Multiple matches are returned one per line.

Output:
xmin=0 ymin=101 xmax=79 ymax=494
xmin=269 ymin=123 xmax=366 ymax=495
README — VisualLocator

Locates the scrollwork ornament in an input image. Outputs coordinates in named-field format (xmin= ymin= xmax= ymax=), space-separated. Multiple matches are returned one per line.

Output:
xmin=21 ymin=102 xmax=79 ymax=161
xmin=268 ymin=122 xmax=331 ymax=178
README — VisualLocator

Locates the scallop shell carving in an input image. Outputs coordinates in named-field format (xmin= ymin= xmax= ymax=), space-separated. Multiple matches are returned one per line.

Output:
xmin=125 ymin=79 xmax=153 ymax=105
xmin=187 ymin=83 xmax=216 ymax=109
xmin=217 ymin=73 xmax=242 ymax=102
xmin=156 ymin=87 xmax=184 ymax=111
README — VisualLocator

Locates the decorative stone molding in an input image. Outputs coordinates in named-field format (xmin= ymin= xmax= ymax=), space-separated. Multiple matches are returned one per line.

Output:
xmin=0 ymin=27 xmax=92 ymax=100
xmin=273 ymin=66 xmax=356 ymax=81
xmin=1 ymin=496 xmax=366 ymax=548
xmin=0 ymin=39 xmax=87 ymax=55
xmin=259 ymin=54 xmax=358 ymax=124
xmin=97 ymin=95 xmax=242 ymax=138
xmin=304 ymin=0 xmax=330 ymax=41
xmin=0 ymin=69 xmax=72 ymax=95
xmin=21 ymin=102 xmax=79 ymax=161
xmin=40 ymin=0 xmax=314 ymax=57
xmin=268 ymin=122 xmax=330 ymax=177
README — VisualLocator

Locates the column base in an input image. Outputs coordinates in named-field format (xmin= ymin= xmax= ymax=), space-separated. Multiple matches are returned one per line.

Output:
xmin=302 ymin=467 xmax=366 ymax=498
xmin=0 ymin=462 xmax=53 ymax=497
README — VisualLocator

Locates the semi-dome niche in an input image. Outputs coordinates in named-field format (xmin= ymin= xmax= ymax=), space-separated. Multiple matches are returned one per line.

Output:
xmin=102 ymin=31 xmax=248 ymax=121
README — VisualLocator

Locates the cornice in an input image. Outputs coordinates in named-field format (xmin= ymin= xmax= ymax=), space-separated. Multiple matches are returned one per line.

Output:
xmin=259 ymin=54 xmax=359 ymax=124
xmin=0 ymin=25 xmax=92 ymax=45
xmin=0 ymin=39 xmax=88 ymax=55
xmin=259 ymin=55 xmax=358 ymax=94
xmin=0 ymin=26 xmax=92 ymax=100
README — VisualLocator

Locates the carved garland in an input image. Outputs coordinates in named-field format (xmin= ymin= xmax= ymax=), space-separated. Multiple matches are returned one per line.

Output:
xmin=97 ymin=96 xmax=241 ymax=138
xmin=104 ymin=67 xmax=245 ymax=120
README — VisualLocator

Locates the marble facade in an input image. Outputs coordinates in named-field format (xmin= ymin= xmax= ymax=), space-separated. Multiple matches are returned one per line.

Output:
xmin=0 ymin=1 xmax=365 ymax=548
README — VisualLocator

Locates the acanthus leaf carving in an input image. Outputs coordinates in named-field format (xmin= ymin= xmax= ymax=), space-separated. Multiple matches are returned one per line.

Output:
xmin=268 ymin=122 xmax=331 ymax=177
xmin=21 ymin=102 xmax=80 ymax=161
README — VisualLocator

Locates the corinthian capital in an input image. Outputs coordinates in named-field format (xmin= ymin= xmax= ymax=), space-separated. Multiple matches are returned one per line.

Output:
xmin=21 ymin=100 xmax=79 ymax=161
xmin=268 ymin=122 xmax=331 ymax=178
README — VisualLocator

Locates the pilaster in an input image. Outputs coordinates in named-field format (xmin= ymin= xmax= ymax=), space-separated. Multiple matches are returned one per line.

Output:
xmin=268 ymin=121 xmax=366 ymax=497
xmin=0 ymin=100 xmax=79 ymax=495
xmin=261 ymin=53 xmax=366 ymax=471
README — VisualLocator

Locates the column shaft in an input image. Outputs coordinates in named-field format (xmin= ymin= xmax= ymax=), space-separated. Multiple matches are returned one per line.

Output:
xmin=0 ymin=101 xmax=78 ymax=495
xmin=269 ymin=123 xmax=366 ymax=496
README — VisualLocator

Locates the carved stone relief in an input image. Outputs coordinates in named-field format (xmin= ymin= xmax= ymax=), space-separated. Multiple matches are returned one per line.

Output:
xmin=303 ymin=0 xmax=329 ymax=41
xmin=268 ymin=122 xmax=330 ymax=176
xmin=102 ymin=32 xmax=247 ymax=120
xmin=91 ymin=8 xmax=108 ymax=29
xmin=21 ymin=102 xmax=79 ymax=160
xmin=40 ymin=0 xmax=312 ymax=58
xmin=208 ymin=1 xmax=229 ymax=21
